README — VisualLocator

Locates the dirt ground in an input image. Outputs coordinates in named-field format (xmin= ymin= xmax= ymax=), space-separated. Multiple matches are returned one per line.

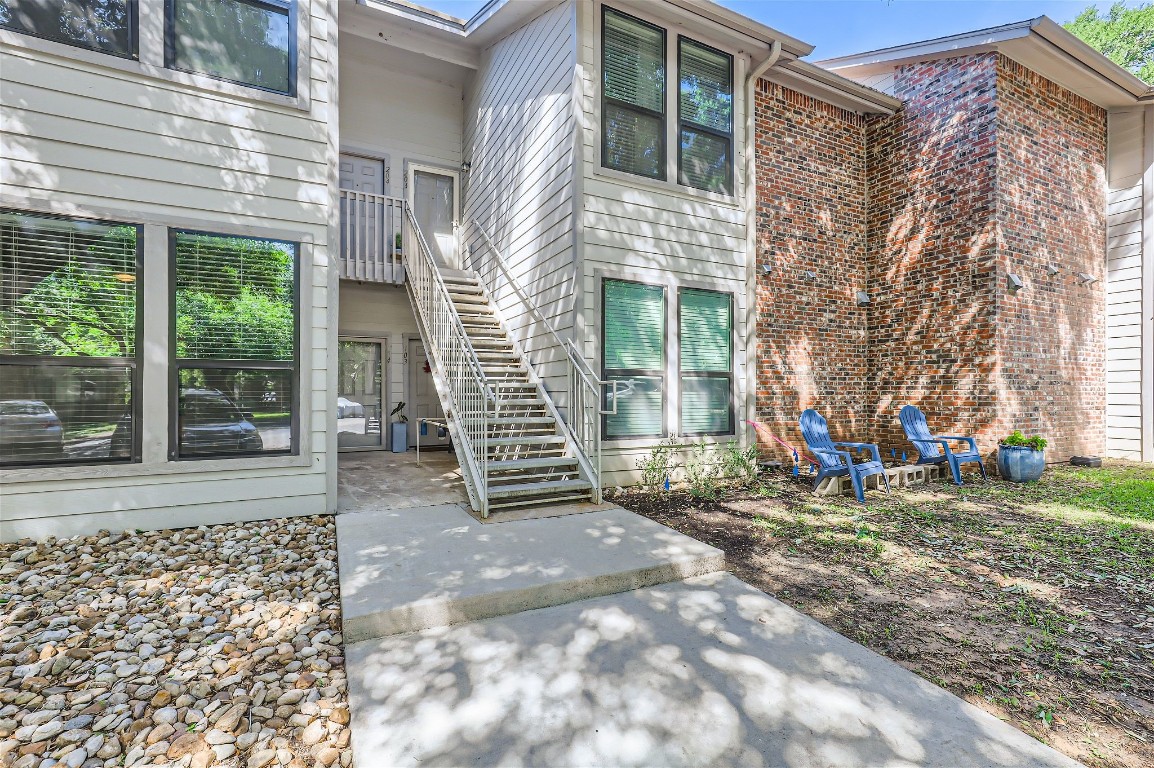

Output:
xmin=612 ymin=461 xmax=1154 ymax=768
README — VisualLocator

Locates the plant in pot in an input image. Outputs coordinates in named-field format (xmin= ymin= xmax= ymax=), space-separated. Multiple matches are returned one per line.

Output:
xmin=997 ymin=430 xmax=1047 ymax=483
xmin=390 ymin=401 xmax=408 ymax=453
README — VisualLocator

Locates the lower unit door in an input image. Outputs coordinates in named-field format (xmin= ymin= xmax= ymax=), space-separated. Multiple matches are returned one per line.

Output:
xmin=337 ymin=339 xmax=384 ymax=449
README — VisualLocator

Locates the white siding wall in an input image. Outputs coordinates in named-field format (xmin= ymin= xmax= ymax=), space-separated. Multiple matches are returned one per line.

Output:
xmin=577 ymin=0 xmax=752 ymax=484
xmin=461 ymin=1 xmax=578 ymax=401
xmin=1106 ymin=107 xmax=1153 ymax=462
xmin=0 ymin=0 xmax=337 ymax=540
xmin=339 ymin=34 xmax=465 ymax=178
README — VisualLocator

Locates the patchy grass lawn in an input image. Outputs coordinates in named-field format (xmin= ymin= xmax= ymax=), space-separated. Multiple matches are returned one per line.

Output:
xmin=612 ymin=460 xmax=1154 ymax=768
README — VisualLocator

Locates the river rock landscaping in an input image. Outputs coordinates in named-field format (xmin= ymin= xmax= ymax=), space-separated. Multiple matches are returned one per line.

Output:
xmin=613 ymin=460 xmax=1154 ymax=768
xmin=0 ymin=516 xmax=350 ymax=768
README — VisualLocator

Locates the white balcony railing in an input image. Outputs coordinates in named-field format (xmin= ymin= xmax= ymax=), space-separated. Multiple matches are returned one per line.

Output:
xmin=339 ymin=190 xmax=405 ymax=284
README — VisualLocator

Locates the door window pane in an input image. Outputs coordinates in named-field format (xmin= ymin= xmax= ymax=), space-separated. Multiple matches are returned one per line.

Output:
xmin=337 ymin=340 xmax=382 ymax=449
xmin=1 ymin=209 xmax=140 ymax=466
xmin=169 ymin=0 xmax=293 ymax=94
xmin=0 ymin=0 xmax=134 ymax=57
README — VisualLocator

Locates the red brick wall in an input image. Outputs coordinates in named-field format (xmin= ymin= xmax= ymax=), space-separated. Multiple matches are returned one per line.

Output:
xmin=752 ymin=53 xmax=1108 ymax=466
xmin=753 ymin=81 xmax=870 ymax=462
xmin=994 ymin=55 xmax=1107 ymax=457
xmin=864 ymin=54 xmax=1002 ymax=457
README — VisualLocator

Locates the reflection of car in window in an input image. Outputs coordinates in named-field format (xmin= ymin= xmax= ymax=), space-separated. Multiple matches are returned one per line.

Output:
xmin=111 ymin=389 xmax=264 ymax=456
xmin=0 ymin=400 xmax=64 ymax=461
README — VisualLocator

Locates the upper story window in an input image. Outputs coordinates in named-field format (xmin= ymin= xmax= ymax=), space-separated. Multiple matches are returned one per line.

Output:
xmin=0 ymin=0 xmax=137 ymax=58
xmin=166 ymin=0 xmax=295 ymax=95
xmin=601 ymin=7 xmax=666 ymax=180
xmin=600 ymin=6 xmax=735 ymax=196
xmin=678 ymin=38 xmax=733 ymax=194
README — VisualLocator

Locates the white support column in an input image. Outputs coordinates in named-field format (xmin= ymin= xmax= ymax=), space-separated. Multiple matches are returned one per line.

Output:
xmin=140 ymin=223 xmax=169 ymax=465
xmin=1142 ymin=104 xmax=1154 ymax=463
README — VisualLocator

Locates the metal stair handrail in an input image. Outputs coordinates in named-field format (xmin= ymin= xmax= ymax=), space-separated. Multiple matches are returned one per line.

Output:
xmin=469 ymin=218 xmax=610 ymax=502
xmin=404 ymin=207 xmax=500 ymax=516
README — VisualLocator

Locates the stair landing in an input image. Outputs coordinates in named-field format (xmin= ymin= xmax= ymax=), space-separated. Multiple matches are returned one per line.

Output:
xmin=336 ymin=503 xmax=724 ymax=643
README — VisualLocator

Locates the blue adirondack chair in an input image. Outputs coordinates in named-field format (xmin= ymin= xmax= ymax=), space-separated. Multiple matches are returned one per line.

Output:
xmin=799 ymin=409 xmax=890 ymax=503
xmin=899 ymin=405 xmax=987 ymax=486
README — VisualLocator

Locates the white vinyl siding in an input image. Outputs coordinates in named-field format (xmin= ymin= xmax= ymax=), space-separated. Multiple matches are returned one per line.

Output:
xmin=579 ymin=0 xmax=750 ymax=484
xmin=1105 ymin=107 xmax=1152 ymax=461
xmin=461 ymin=0 xmax=578 ymax=403
xmin=0 ymin=0 xmax=334 ymax=540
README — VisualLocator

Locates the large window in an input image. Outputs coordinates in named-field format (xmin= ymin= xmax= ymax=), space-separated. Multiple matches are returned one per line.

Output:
xmin=0 ymin=210 xmax=142 ymax=467
xmin=166 ymin=0 xmax=294 ymax=94
xmin=678 ymin=38 xmax=733 ymax=194
xmin=601 ymin=7 xmax=665 ymax=180
xmin=0 ymin=0 xmax=136 ymax=56
xmin=679 ymin=288 xmax=733 ymax=435
xmin=171 ymin=230 xmax=297 ymax=459
xmin=602 ymin=279 xmax=665 ymax=439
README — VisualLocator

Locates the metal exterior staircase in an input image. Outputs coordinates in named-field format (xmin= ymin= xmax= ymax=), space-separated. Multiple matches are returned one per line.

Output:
xmin=402 ymin=208 xmax=600 ymax=517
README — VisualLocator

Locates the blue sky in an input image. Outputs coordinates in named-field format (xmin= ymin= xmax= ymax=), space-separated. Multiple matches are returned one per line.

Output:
xmin=415 ymin=0 xmax=1116 ymax=59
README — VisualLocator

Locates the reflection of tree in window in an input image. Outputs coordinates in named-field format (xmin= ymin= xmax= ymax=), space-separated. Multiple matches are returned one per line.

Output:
xmin=171 ymin=0 xmax=291 ymax=93
xmin=0 ymin=0 xmax=132 ymax=56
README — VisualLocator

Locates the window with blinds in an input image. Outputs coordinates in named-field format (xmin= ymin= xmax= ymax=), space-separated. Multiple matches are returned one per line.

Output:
xmin=0 ymin=209 xmax=141 ymax=466
xmin=602 ymin=7 xmax=665 ymax=180
xmin=679 ymin=288 xmax=733 ymax=435
xmin=602 ymin=279 xmax=665 ymax=439
xmin=0 ymin=0 xmax=136 ymax=58
xmin=171 ymin=230 xmax=297 ymax=459
xmin=167 ymin=0 xmax=294 ymax=95
xmin=678 ymin=38 xmax=733 ymax=194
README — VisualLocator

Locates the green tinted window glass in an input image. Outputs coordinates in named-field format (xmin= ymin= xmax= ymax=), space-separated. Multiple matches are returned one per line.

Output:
xmin=679 ymin=288 xmax=731 ymax=372
xmin=170 ymin=0 xmax=292 ymax=94
xmin=603 ymin=280 xmax=664 ymax=370
xmin=681 ymin=376 xmax=731 ymax=434
xmin=0 ymin=0 xmax=134 ymax=57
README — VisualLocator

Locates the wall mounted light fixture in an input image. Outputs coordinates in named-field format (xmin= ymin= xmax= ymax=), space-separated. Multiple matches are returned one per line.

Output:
xmin=1008 ymin=273 xmax=1024 ymax=291
xmin=803 ymin=270 xmax=816 ymax=280
xmin=1045 ymin=265 xmax=1060 ymax=276
xmin=760 ymin=263 xmax=773 ymax=275
xmin=1076 ymin=272 xmax=1098 ymax=285
xmin=855 ymin=291 xmax=870 ymax=306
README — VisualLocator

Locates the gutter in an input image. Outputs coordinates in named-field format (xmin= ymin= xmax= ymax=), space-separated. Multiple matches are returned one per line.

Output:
xmin=743 ymin=41 xmax=781 ymax=447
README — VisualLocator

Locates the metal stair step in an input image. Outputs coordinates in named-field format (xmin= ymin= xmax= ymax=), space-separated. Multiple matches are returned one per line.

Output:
xmin=488 ymin=416 xmax=555 ymax=426
xmin=486 ymin=435 xmax=566 ymax=447
xmin=488 ymin=457 xmax=578 ymax=472
xmin=487 ymin=479 xmax=593 ymax=500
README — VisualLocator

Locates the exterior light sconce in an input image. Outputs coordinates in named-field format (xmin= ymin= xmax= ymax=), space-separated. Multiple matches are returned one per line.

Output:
xmin=760 ymin=263 xmax=773 ymax=275
xmin=803 ymin=270 xmax=816 ymax=281
xmin=855 ymin=291 xmax=870 ymax=306
xmin=1076 ymin=272 xmax=1098 ymax=285
xmin=461 ymin=161 xmax=472 ymax=173
xmin=1007 ymin=273 xmax=1025 ymax=292
xmin=1045 ymin=265 xmax=1060 ymax=276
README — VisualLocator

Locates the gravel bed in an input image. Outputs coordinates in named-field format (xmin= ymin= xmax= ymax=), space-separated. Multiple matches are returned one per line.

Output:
xmin=0 ymin=516 xmax=351 ymax=768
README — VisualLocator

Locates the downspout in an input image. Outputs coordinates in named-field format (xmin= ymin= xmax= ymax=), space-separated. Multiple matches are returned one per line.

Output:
xmin=744 ymin=41 xmax=781 ymax=446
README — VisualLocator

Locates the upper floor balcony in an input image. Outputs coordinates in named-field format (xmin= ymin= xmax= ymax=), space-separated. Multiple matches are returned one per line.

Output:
xmin=338 ymin=189 xmax=405 ymax=285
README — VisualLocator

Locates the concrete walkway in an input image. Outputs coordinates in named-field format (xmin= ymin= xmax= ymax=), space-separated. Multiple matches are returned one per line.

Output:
xmin=340 ymin=504 xmax=1082 ymax=768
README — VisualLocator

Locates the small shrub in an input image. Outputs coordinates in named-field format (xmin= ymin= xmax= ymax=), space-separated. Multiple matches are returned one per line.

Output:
xmin=1001 ymin=430 xmax=1047 ymax=451
xmin=635 ymin=436 xmax=678 ymax=492
xmin=719 ymin=440 xmax=760 ymax=487
xmin=684 ymin=442 xmax=722 ymax=500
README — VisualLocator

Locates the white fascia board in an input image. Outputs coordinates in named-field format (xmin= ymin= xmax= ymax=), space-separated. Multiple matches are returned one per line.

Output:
xmin=817 ymin=19 xmax=1035 ymax=71
xmin=765 ymin=59 xmax=901 ymax=115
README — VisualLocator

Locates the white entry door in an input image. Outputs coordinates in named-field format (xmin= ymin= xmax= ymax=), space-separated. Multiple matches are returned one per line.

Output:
xmin=407 ymin=339 xmax=450 ymax=448
xmin=407 ymin=164 xmax=459 ymax=270
xmin=339 ymin=154 xmax=389 ymax=194
xmin=339 ymin=154 xmax=391 ymax=273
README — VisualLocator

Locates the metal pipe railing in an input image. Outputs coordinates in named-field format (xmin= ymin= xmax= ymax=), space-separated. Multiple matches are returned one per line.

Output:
xmin=468 ymin=218 xmax=619 ymax=503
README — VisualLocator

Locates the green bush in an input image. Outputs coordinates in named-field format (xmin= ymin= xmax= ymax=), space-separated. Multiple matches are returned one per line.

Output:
xmin=635 ymin=436 xmax=677 ymax=492
xmin=720 ymin=440 xmax=760 ymax=487
xmin=683 ymin=442 xmax=722 ymax=500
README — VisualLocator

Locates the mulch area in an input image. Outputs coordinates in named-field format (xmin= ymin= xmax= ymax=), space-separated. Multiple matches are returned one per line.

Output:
xmin=612 ymin=461 xmax=1154 ymax=768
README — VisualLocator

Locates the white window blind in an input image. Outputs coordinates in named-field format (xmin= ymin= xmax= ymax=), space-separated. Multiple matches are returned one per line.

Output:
xmin=680 ymin=288 xmax=732 ymax=435
xmin=603 ymin=279 xmax=665 ymax=439
xmin=602 ymin=7 xmax=665 ymax=180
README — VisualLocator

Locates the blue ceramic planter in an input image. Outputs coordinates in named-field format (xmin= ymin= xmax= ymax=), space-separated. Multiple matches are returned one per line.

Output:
xmin=997 ymin=445 xmax=1045 ymax=483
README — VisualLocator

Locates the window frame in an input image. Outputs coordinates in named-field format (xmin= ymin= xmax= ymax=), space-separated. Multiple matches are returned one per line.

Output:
xmin=0 ymin=0 xmax=140 ymax=59
xmin=0 ymin=209 xmax=145 ymax=468
xmin=677 ymin=286 xmax=734 ymax=438
xmin=164 ymin=0 xmax=298 ymax=97
xmin=167 ymin=227 xmax=300 ymax=461
xmin=676 ymin=35 xmax=734 ymax=195
xmin=600 ymin=5 xmax=666 ymax=182
xmin=601 ymin=277 xmax=667 ymax=440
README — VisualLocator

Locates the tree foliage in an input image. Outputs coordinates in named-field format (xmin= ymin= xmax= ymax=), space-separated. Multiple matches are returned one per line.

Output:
xmin=1065 ymin=2 xmax=1154 ymax=83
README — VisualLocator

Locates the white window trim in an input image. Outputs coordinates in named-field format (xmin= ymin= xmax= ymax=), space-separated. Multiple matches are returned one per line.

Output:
xmin=591 ymin=1 xmax=745 ymax=208
xmin=594 ymin=267 xmax=740 ymax=447
xmin=0 ymin=0 xmax=311 ymax=111
xmin=0 ymin=196 xmax=315 ymax=485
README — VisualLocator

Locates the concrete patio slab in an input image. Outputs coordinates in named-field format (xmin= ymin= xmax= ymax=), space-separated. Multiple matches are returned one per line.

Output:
xmin=347 ymin=572 xmax=1083 ymax=768
xmin=337 ymin=504 xmax=725 ymax=642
